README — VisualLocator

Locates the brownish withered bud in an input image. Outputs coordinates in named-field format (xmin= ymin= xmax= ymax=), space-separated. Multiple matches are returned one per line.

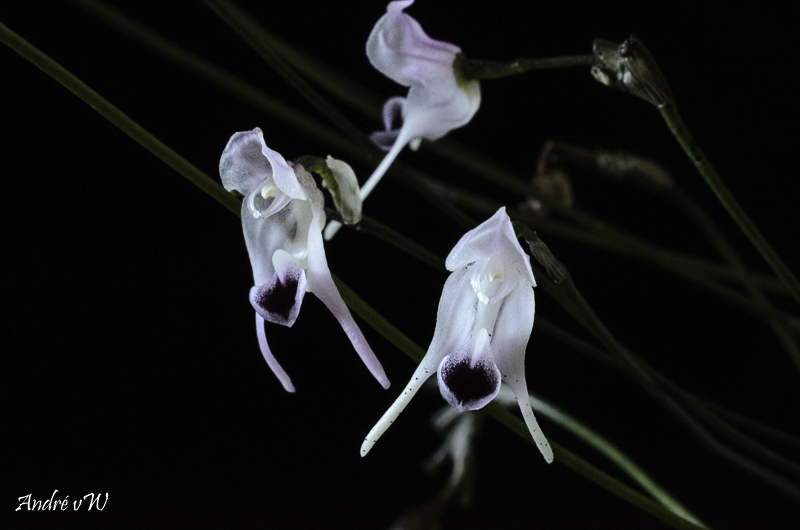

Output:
xmin=595 ymin=150 xmax=675 ymax=192
xmin=521 ymin=167 xmax=574 ymax=220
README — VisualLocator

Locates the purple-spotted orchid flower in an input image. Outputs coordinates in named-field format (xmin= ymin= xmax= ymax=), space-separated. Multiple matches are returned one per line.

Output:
xmin=324 ymin=0 xmax=480 ymax=239
xmin=220 ymin=128 xmax=390 ymax=392
xmin=360 ymin=208 xmax=553 ymax=463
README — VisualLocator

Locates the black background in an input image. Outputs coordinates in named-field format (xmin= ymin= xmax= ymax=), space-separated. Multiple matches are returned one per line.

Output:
xmin=3 ymin=1 xmax=799 ymax=528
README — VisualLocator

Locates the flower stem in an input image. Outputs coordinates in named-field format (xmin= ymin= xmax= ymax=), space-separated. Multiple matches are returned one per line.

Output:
xmin=525 ymin=392 xmax=708 ymax=528
xmin=459 ymin=55 xmax=596 ymax=80
xmin=0 ymin=20 xmax=242 ymax=217
xmin=522 ymin=230 xmax=800 ymax=502
xmin=200 ymin=0 xmax=375 ymax=157
xmin=544 ymin=140 xmax=800 ymax=371
xmin=334 ymin=276 xmax=705 ymax=530
xmin=660 ymin=103 xmax=800 ymax=306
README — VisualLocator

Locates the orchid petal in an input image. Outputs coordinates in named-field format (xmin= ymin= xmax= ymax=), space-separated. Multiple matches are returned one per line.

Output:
xmin=304 ymin=181 xmax=390 ymax=389
xmin=446 ymin=208 xmax=532 ymax=283
xmin=369 ymin=129 xmax=401 ymax=152
xmin=493 ymin=283 xmax=553 ymax=463
xmin=249 ymin=250 xmax=307 ymax=327
xmin=367 ymin=0 xmax=461 ymax=87
xmin=220 ymin=128 xmax=305 ymax=201
xmin=220 ymin=128 xmax=272 ymax=195
xmin=381 ymin=96 xmax=407 ymax=133
xmin=256 ymin=314 xmax=295 ymax=393
xmin=438 ymin=328 xmax=502 ymax=411
xmin=361 ymin=266 xmax=475 ymax=455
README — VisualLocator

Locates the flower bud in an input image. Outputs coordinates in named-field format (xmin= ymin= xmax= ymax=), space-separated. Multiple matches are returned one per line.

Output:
xmin=591 ymin=36 xmax=674 ymax=108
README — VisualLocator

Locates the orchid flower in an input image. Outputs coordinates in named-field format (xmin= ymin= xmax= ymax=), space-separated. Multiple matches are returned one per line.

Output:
xmin=360 ymin=208 xmax=553 ymax=463
xmin=324 ymin=0 xmax=481 ymax=239
xmin=220 ymin=128 xmax=390 ymax=392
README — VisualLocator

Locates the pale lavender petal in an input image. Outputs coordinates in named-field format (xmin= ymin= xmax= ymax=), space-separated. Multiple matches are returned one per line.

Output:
xmin=381 ymin=96 xmax=407 ymax=132
xmin=445 ymin=207 xmax=535 ymax=287
xmin=261 ymin=144 xmax=306 ymax=201
xmin=305 ymin=206 xmax=390 ymax=388
xmin=256 ymin=313 xmax=296 ymax=393
xmin=367 ymin=0 xmax=461 ymax=87
xmin=492 ymin=283 xmax=552 ymax=462
xmin=249 ymin=251 xmax=307 ymax=327
xmin=220 ymin=128 xmax=271 ymax=194
xmin=425 ymin=266 xmax=479 ymax=360
xmin=401 ymin=76 xmax=481 ymax=143
xmin=369 ymin=97 xmax=405 ymax=151
xmin=437 ymin=328 xmax=501 ymax=411
xmin=369 ymin=129 xmax=401 ymax=152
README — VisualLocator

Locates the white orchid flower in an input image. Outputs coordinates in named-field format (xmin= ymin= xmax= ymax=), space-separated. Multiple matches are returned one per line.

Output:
xmin=360 ymin=208 xmax=552 ymax=463
xmin=324 ymin=0 xmax=481 ymax=239
xmin=220 ymin=128 xmax=389 ymax=392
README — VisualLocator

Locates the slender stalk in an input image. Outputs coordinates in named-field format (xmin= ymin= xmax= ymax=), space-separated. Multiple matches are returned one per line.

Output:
xmin=200 ymin=0 xmax=375 ymax=156
xmin=428 ymin=176 xmax=800 ymax=327
xmin=325 ymin=208 xmax=448 ymax=274
xmin=70 ymin=1 xmax=791 ymax=300
xmin=535 ymin=318 xmax=800 ymax=452
xmin=525 ymin=392 xmax=707 ymax=527
xmin=198 ymin=8 xmax=792 ymax=311
xmin=0 ymin=21 xmax=241 ymax=217
xmin=335 ymin=279 xmax=706 ymax=530
xmin=667 ymin=188 xmax=800 ymax=371
xmin=328 ymin=194 xmax=800 ymax=480
xmin=459 ymin=54 xmax=596 ymax=80
xmin=523 ymin=233 xmax=800 ymax=502
xmin=544 ymin=140 xmax=800 ymax=369
xmin=660 ymin=103 xmax=800 ymax=306
xmin=482 ymin=403 xmax=705 ymax=529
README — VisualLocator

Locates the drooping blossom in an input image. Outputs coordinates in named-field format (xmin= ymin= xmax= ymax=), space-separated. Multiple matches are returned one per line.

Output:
xmin=324 ymin=0 xmax=480 ymax=239
xmin=220 ymin=128 xmax=389 ymax=392
xmin=360 ymin=208 xmax=552 ymax=463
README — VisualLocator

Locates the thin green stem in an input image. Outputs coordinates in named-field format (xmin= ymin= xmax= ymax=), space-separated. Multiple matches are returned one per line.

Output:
xmin=331 ymin=195 xmax=800 ymax=480
xmin=660 ymin=103 xmax=800 ymax=306
xmin=526 ymin=392 xmax=707 ymax=527
xmin=535 ymin=318 xmax=800 ymax=450
xmin=72 ymin=1 xmax=792 ymax=302
xmin=428 ymin=176 xmax=800 ymax=328
xmin=666 ymin=188 xmax=800 ymax=372
xmin=3 ymin=21 xmax=717 ymax=523
xmin=200 ymin=0 xmax=375 ymax=157
xmin=324 ymin=208 xmax=448 ymax=274
xmin=522 ymin=233 xmax=800 ymax=502
xmin=336 ymin=279 xmax=705 ymax=530
xmin=534 ymin=318 xmax=800 ymax=480
xmin=544 ymin=140 xmax=800 ymax=370
xmin=459 ymin=54 xmax=596 ymax=80
xmin=482 ymin=403 xmax=706 ymax=530
xmin=0 ymin=20 xmax=241 ymax=217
